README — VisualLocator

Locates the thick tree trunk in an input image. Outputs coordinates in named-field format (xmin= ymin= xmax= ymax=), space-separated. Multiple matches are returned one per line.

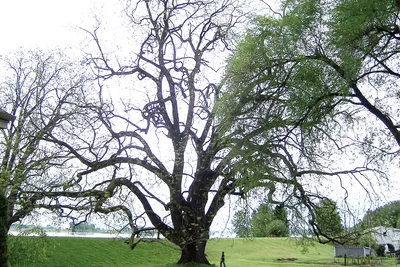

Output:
xmin=177 ymin=239 xmax=210 ymax=265
xmin=0 ymin=194 xmax=9 ymax=267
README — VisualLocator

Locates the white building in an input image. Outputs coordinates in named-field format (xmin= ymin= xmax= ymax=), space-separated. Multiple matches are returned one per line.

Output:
xmin=371 ymin=226 xmax=400 ymax=250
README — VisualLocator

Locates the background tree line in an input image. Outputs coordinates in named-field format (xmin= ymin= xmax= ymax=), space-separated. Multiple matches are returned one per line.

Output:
xmin=232 ymin=203 xmax=289 ymax=238
xmin=232 ymin=198 xmax=344 ymax=238
xmin=359 ymin=201 xmax=400 ymax=229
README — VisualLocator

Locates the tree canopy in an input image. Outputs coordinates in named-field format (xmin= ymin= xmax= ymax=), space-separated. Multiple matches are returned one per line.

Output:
xmin=252 ymin=204 xmax=289 ymax=237
xmin=228 ymin=0 xmax=400 ymax=153
xmin=218 ymin=0 xmax=399 ymax=244
xmin=314 ymin=199 xmax=343 ymax=237
xmin=360 ymin=201 xmax=400 ymax=229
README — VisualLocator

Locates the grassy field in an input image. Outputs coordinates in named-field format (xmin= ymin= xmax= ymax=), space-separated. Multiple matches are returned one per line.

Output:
xmin=10 ymin=236 xmax=399 ymax=267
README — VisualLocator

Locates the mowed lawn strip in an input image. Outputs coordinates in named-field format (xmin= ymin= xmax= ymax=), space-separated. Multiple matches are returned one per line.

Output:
xmin=206 ymin=238 xmax=333 ymax=267
xmin=12 ymin=236 xmax=398 ymax=266
xmin=40 ymin=237 xmax=180 ymax=267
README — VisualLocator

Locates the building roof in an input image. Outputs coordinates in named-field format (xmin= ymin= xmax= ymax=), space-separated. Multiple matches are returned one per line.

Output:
xmin=0 ymin=108 xmax=15 ymax=122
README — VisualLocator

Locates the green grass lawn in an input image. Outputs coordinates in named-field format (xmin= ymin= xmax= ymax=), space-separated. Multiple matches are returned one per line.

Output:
xmin=9 ymin=236 xmax=398 ymax=267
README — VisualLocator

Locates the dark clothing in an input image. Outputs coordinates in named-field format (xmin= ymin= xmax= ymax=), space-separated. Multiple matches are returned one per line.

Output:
xmin=220 ymin=253 xmax=226 ymax=267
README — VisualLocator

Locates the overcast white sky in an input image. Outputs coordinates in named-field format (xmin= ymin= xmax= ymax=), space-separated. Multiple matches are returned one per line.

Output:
xmin=0 ymin=0 xmax=115 ymax=54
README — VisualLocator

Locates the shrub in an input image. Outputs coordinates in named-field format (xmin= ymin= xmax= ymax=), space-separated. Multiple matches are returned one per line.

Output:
xmin=265 ymin=220 xmax=290 ymax=237
xmin=8 ymin=227 xmax=55 ymax=266
xmin=375 ymin=245 xmax=385 ymax=257
xmin=356 ymin=233 xmax=378 ymax=248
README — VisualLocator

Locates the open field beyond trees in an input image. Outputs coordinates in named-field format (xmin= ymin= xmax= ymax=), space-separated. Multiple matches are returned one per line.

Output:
xmin=9 ymin=237 xmax=398 ymax=267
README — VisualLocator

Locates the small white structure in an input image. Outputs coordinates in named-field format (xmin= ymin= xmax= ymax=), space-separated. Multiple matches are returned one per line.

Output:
xmin=334 ymin=246 xmax=375 ymax=258
xmin=371 ymin=226 xmax=400 ymax=250
xmin=0 ymin=108 xmax=15 ymax=129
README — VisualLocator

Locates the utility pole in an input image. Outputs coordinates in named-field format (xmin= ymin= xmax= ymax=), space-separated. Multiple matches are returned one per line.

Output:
xmin=368 ymin=210 xmax=371 ymax=248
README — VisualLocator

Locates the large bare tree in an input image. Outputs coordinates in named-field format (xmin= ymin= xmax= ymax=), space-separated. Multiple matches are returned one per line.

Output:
xmin=42 ymin=0 xmax=244 ymax=264
xmin=35 ymin=0 xmax=389 ymax=264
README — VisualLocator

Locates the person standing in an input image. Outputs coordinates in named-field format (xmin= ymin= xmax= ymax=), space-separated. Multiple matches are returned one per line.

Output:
xmin=220 ymin=252 xmax=226 ymax=267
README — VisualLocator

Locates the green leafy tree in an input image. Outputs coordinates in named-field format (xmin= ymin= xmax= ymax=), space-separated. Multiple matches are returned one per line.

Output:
xmin=230 ymin=0 xmax=400 ymax=155
xmin=252 ymin=204 xmax=289 ymax=237
xmin=232 ymin=209 xmax=252 ymax=238
xmin=232 ymin=204 xmax=289 ymax=238
xmin=219 ymin=0 xmax=398 ymax=244
xmin=265 ymin=219 xmax=289 ymax=237
xmin=360 ymin=201 xmax=400 ymax=228
xmin=314 ymin=199 xmax=343 ymax=237
xmin=251 ymin=204 xmax=276 ymax=237
xmin=274 ymin=204 xmax=288 ymax=228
